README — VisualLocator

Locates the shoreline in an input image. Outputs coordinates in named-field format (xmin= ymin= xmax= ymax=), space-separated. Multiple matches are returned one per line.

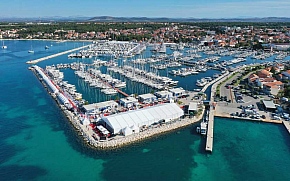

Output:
xmin=1 ymin=38 xmax=94 ymax=42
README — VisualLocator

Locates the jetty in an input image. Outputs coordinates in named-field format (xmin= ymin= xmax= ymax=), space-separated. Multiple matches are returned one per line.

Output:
xmin=206 ymin=110 xmax=214 ymax=152
xmin=283 ymin=121 xmax=290 ymax=134
xmin=201 ymin=71 xmax=230 ymax=93
xmin=26 ymin=45 xmax=90 ymax=64
xmin=205 ymin=68 xmax=239 ymax=153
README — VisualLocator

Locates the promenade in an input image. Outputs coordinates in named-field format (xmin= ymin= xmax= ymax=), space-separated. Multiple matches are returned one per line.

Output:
xmin=205 ymin=69 xmax=240 ymax=153
xmin=26 ymin=45 xmax=89 ymax=64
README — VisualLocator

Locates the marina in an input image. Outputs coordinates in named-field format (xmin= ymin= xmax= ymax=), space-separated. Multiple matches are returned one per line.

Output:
xmin=1 ymin=39 xmax=290 ymax=181
xmin=25 ymin=40 xmax=290 ymax=151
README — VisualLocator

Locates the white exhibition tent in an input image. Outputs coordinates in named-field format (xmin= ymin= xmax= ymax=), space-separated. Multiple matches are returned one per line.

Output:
xmin=102 ymin=103 xmax=184 ymax=134
xmin=82 ymin=117 xmax=90 ymax=126
xmin=122 ymin=127 xmax=133 ymax=136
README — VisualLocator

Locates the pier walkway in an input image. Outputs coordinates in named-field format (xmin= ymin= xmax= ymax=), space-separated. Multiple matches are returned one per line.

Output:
xmin=26 ymin=45 xmax=90 ymax=64
xmin=114 ymin=87 xmax=129 ymax=97
xmin=201 ymin=71 xmax=230 ymax=93
xmin=205 ymin=69 xmax=240 ymax=153
xmin=283 ymin=121 xmax=290 ymax=134
xmin=97 ymin=75 xmax=130 ymax=97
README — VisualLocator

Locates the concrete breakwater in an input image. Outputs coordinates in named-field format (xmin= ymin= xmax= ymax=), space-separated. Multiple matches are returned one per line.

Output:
xmin=30 ymin=66 xmax=204 ymax=149
xmin=26 ymin=45 xmax=89 ymax=64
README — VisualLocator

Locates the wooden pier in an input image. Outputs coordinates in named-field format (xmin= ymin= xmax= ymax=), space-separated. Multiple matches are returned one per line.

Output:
xmin=26 ymin=45 xmax=89 ymax=64
xmin=96 ymin=75 xmax=130 ymax=97
xmin=114 ymin=87 xmax=129 ymax=97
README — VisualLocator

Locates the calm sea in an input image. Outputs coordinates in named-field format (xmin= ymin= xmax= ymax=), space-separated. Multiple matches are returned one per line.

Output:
xmin=0 ymin=40 xmax=290 ymax=181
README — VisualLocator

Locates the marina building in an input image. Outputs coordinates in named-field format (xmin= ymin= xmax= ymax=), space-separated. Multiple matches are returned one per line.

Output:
xmin=188 ymin=102 xmax=198 ymax=115
xmin=169 ymin=87 xmax=186 ymax=98
xmin=83 ymin=100 xmax=118 ymax=114
xmin=262 ymin=100 xmax=277 ymax=112
xmin=138 ymin=93 xmax=157 ymax=104
xmin=101 ymin=103 xmax=184 ymax=135
xmin=154 ymin=90 xmax=173 ymax=100
xmin=119 ymin=97 xmax=139 ymax=108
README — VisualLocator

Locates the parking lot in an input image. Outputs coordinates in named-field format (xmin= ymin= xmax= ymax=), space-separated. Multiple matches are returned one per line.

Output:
xmin=215 ymin=74 xmax=287 ymax=122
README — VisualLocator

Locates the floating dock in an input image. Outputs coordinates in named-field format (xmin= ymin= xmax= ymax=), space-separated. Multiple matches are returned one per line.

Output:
xmin=26 ymin=45 xmax=90 ymax=64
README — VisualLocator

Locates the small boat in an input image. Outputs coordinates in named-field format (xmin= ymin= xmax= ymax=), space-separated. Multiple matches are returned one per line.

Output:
xmin=200 ymin=122 xmax=207 ymax=135
xmin=45 ymin=45 xmax=49 ymax=49
xmin=193 ymin=88 xmax=201 ymax=92
xmin=196 ymin=127 xmax=201 ymax=133
xmin=101 ymin=88 xmax=118 ymax=95
xmin=28 ymin=45 xmax=34 ymax=53
xmin=1 ymin=41 xmax=7 ymax=49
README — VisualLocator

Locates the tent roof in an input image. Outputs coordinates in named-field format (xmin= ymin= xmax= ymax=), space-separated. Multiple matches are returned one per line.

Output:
xmin=102 ymin=103 xmax=184 ymax=134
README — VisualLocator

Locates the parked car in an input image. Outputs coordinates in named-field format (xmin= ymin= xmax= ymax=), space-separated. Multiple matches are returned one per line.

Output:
xmin=253 ymin=95 xmax=258 ymax=99
xmin=268 ymin=95 xmax=275 ymax=98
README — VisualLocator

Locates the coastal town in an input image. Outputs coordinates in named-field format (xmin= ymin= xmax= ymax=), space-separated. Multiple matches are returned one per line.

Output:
xmin=18 ymin=34 xmax=289 ymax=151
xmin=1 ymin=22 xmax=290 ymax=49
xmin=2 ymin=0 xmax=290 ymax=180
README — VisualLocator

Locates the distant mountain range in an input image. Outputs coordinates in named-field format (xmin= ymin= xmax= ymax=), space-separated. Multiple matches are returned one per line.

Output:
xmin=1 ymin=16 xmax=290 ymax=23
xmin=88 ymin=16 xmax=290 ymax=23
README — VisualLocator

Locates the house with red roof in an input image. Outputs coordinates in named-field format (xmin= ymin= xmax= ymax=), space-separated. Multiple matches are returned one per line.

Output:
xmin=248 ymin=73 xmax=259 ymax=84
xmin=263 ymin=81 xmax=284 ymax=96
xmin=257 ymin=69 xmax=272 ymax=78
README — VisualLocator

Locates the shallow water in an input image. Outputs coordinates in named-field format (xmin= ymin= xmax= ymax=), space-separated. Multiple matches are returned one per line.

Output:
xmin=0 ymin=40 xmax=289 ymax=181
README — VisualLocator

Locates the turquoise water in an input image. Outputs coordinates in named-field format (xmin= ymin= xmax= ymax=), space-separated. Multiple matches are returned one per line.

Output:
xmin=0 ymin=40 xmax=290 ymax=181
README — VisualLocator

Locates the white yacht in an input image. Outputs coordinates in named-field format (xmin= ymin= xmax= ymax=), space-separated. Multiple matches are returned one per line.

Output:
xmin=101 ymin=88 xmax=118 ymax=95
xmin=158 ymin=44 xmax=166 ymax=53
xmin=114 ymin=81 xmax=126 ymax=88
xmin=200 ymin=122 xmax=207 ymax=135
xmin=1 ymin=41 xmax=7 ymax=49
xmin=28 ymin=45 xmax=34 ymax=53
xmin=196 ymin=78 xmax=207 ymax=87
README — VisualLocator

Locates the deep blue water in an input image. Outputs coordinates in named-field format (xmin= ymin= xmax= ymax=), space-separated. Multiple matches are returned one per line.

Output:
xmin=0 ymin=40 xmax=290 ymax=181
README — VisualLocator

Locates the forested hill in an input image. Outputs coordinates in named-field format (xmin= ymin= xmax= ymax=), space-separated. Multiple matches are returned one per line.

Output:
xmin=1 ymin=16 xmax=290 ymax=23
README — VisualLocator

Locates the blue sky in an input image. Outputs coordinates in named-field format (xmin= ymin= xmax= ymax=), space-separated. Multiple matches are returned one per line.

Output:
xmin=1 ymin=0 xmax=289 ymax=18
